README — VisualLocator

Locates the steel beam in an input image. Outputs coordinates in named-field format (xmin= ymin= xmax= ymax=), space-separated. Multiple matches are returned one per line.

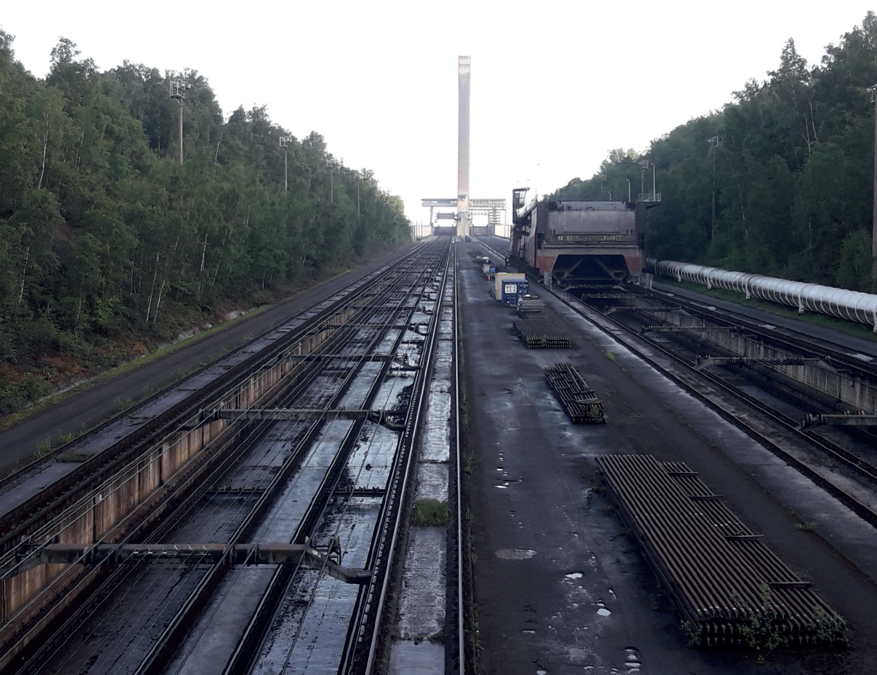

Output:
xmin=214 ymin=409 xmax=405 ymax=430
xmin=641 ymin=326 xmax=739 ymax=334
xmin=11 ymin=543 xmax=371 ymax=584
xmin=800 ymin=413 xmax=877 ymax=429
xmin=694 ymin=356 xmax=823 ymax=371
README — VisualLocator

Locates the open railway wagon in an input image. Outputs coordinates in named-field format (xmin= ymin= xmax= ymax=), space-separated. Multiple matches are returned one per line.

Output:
xmin=596 ymin=454 xmax=847 ymax=648
xmin=509 ymin=188 xmax=658 ymax=288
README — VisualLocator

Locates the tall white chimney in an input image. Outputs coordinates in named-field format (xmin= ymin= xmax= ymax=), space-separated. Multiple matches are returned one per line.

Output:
xmin=457 ymin=56 xmax=471 ymax=237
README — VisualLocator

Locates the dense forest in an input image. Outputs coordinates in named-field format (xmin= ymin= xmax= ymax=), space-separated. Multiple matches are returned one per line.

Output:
xmin=0 ymin=33 xmax=412 ymax=413
xmin=553 ymin=12 xmax=877 ymax=293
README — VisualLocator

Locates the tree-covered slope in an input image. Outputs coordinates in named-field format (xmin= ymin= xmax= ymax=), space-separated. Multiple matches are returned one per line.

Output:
xmin=552 ymin=12 xmax=877 ymax=292
xmin=0 ymin=33 xmax=411 ymax=413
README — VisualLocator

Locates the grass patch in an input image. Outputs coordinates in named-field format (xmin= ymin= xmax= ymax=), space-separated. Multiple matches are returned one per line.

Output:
xmin=413 ymin=499 xmax=450 ymax=527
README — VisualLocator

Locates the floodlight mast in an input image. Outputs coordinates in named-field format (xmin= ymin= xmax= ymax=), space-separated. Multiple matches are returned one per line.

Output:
xmin=169 ymin=78 xmax=191 ymax=165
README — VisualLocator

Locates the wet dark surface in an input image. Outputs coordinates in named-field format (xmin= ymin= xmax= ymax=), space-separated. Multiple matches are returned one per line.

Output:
xmin=459 ymin=241 xmax=877 ymax=675
xmin=389 ymin=267 xmax=456 ymax=673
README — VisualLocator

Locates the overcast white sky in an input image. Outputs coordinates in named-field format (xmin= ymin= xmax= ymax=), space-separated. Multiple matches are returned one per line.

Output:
xmin=2 ymin=1 xmax=874 ymax=228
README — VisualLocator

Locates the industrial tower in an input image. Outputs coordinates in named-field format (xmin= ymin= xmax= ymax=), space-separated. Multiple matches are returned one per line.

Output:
xmin=457 ymin=56 xmax=471 ymax=237
xmin=421 ymin=56 xmax=507 ymax=236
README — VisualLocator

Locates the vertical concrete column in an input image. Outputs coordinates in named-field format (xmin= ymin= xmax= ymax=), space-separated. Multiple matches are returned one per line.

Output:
xmin=457 ymin=56 xmax=471 ymax=238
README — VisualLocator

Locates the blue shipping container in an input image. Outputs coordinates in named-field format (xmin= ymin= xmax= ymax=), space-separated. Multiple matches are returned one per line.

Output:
xmin=501 ymin=280 xmax=530 ymax=306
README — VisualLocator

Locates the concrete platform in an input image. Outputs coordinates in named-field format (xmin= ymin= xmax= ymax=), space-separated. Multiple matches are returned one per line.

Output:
xmin=458 ymin=241 xmax=877 ymax=675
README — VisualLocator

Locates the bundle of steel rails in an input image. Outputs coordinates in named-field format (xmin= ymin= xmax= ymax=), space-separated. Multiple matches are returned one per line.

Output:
xmin=544 ymin=363 xmax=605 ymax=423
xmin=512 ymin=320 xmax=570 ymax=349
xmin=596 ymin=454 xmax=846 ymax=647
xmin=516 ymin=296 xmax=545 ymax=319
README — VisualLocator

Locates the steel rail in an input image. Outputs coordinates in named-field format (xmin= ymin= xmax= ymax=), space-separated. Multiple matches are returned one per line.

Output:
xmin=6 ymin=340 xmax=337 ymax=673
xmin=137 ymin=251 xmax=442 ymax=674
xmin=452 ymin=248 xmax=466 ymax=674
xmin=496 ymin=270 xmax=877 ymax=533
xmin=220 ymin=243 xmax=452 ymax=675
xmin=133 ymin=244 xmax=452 ymax=675
xmin=353 ymin=244 xmax=453 ymax=675
xmin=597 ymin=454 xmax=844 ymax=645
xmin=588 ymin=298 xmax=877 ymax=529
xmin=475 ymin=234 xmax=877 ymax=493
xmin=635 ymin=284 xmax=877 ymax=380
xmin=0 ymin=251 xmax=426 ymax=556
xmin=598 ymin=294 xmax=877 ymax=507
xmin=0 ymin=243 xmax=442 ymax=672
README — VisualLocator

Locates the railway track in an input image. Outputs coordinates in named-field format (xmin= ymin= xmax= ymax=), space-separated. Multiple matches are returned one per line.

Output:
xmin=474 ymin=234 xmax=877 ymax=520
xmin=576 ymin=287 xmax=877 ymax=519
xmin=0 ymin=239 xmax=464 ymax=674
xmin=472 ymin=236 xmax=877 ymax=645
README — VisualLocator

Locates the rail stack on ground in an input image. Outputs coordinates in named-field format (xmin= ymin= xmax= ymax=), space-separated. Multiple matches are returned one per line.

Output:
xmin=512 ymin=320 xmax=571 ymax=349
xmin=596 ymin=454 xmax=846 ymax=648
xmin=544 ymin=363 xmax=605 ymax=423
xmin=516 ymin=296 xmax=545 ymax=319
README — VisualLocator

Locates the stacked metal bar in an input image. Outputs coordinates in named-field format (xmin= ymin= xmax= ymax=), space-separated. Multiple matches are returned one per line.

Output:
xmin=596 ymin=454 xmax=846 ymax=647
xmin=517 ymin=296 xmax=545 ymax=319
xmin=512 ymin=320 xmax=570 ymax=349
xmin=544 ymin=363 xmax=605 ymax=423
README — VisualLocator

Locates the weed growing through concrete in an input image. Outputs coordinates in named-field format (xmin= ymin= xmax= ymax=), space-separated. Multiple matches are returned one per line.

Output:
xmin=413 ymin=499 xmax=450 ymax=527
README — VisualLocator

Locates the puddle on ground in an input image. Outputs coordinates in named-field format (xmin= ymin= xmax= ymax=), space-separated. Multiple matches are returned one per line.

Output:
xmin=522 ymin=629 xmax=536 ymax=634
xmin=495 ymin=484 xmax=508 ymax=489
xmin=596 ymin=599 xmax=611 ymax=616
xmin=536 ymin=670 xmax=547 ymax=675
xmin=624 ymin=647 xmax=642 ymax=672
xmin=564 ymin=572 xmax=583 ymax=580
xmin=495 ymin=548 xmax=537 ymax=560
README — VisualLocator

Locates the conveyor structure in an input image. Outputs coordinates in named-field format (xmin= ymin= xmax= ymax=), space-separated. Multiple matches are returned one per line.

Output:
xmin=651 ymin=259 xmax=877 ymax=332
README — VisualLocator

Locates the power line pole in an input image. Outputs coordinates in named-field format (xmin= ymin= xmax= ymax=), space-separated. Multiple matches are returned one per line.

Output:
xmin=280 ymin=136 xmax=291 ymax=193
xmin=870 ymin=84 xmax=877 ymax=293
xmin=708 ymin=136 xmax=721 ymax=241
xmin=640 ymin=160 xmax=648 ymax=200
xmin=169 ymin=78 xmax=192 ymax=165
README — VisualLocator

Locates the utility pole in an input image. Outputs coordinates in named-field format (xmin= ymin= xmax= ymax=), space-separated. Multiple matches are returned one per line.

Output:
xmin=870 ymin=84 xmax=877 ymax=293
xmin=169 ymin=78 xmax=192 ymax=165
xmin=640 ymin=160 xmax=648 ymax=200
xmin=280 ymin=136 xmax=291 ymax=193
xmin=708 ymin=136 xmax=721 ymax=241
